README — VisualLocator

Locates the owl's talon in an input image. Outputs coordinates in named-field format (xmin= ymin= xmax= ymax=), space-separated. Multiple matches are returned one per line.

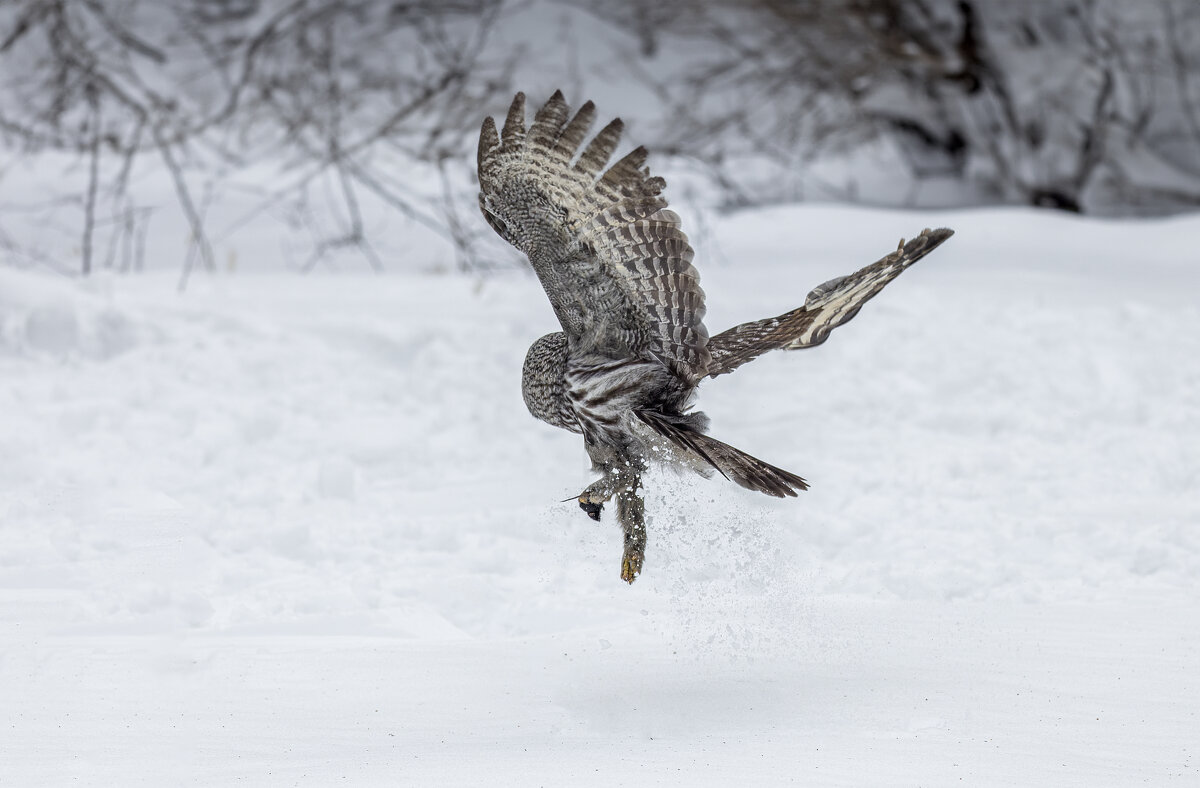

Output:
xmin=579 ymin=498 xmax=603 ymax=521
xmin=577 ymin=478 xmax=615 ymax=521
xmin=621 ymin=546 xmax=643 ymax=583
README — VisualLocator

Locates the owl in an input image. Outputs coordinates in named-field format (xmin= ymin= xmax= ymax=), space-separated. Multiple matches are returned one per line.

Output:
xmin=478 ymin=91 xmax=953 ymax=582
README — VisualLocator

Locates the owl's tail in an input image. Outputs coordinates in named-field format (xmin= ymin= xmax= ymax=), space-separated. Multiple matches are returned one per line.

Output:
xmin=634 ymin=409 xmax=808 ymax=498
xmin=705 ymin=227 xmax=953 ymax=378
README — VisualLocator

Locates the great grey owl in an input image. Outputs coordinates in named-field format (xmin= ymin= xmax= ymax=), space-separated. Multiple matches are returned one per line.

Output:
xmin=478 ymin=91 xmax=953 ymax=583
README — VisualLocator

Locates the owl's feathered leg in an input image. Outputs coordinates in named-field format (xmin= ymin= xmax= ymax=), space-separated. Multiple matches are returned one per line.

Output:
xmin=615 ymin=472 xmax=646 ymax=584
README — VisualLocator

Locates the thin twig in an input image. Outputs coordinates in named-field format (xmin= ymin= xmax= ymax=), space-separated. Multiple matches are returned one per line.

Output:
xmin=81 ymin=87 xmax=101 ymax=276
xmin=154 ymin=125 xmax=214 ymax=291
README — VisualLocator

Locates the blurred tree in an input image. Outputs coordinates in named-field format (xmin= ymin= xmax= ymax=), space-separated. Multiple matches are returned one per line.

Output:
xmin=0 ymin=0 xmax=511 ymax=281
xmin=583 ymin=0 xmax=1200 ymax=215
xmin=1 ymin=0 xmax=1198 ymax=280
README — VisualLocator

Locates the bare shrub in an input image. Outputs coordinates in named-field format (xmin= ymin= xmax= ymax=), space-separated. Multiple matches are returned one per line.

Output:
xmin=0 ymin=0 xmax=513 ymax=282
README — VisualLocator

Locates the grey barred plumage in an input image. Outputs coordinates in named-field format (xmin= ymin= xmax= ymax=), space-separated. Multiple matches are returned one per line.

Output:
xmin=479 ymin=90 xmax=954 ymax=583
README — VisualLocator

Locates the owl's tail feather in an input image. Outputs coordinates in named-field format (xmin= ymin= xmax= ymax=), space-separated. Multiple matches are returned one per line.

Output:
xmin=706 ymin=227 xmax=954 ymax=378
xmin=634 ymin=410 xmax=808 ymax=498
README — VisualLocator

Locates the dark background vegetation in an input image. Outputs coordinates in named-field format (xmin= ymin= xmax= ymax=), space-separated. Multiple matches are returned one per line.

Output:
xmin=2 ymin=0 xmax=1198 ymax=280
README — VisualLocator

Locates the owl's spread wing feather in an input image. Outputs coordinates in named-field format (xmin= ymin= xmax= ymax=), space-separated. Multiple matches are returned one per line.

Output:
xmin=478 ymin=91 xmax=710 ymax=381
xmin=706 ymin=228 xmax=954 ymax=378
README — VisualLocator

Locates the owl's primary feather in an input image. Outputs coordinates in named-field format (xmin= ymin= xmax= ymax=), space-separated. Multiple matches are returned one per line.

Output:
xmin=478 ymin=91 xmax=954 ymax=583
xmin=478 ymin=90 xmax=710 ymax=383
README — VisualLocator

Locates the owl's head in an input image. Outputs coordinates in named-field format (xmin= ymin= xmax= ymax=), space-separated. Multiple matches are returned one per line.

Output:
xmin=521 ymin=332 xmax=573 ymax=430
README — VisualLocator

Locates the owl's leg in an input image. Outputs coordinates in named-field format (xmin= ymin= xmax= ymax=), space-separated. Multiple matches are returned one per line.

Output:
xmin=615 ymin=472 xmax=645 ymax=584
xmin=574 ymin=463 xmax=645 ymax=582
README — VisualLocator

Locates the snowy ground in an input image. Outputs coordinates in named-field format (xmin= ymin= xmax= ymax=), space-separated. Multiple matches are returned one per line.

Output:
xmin=2 ymin=205 xmax=1198 ymax=785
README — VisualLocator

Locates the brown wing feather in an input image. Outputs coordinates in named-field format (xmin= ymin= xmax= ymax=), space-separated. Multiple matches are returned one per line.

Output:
xmin=478 ymin=91 xmax=710 ymax=381
xmin=528 ymin=91 xmax=569 ymax=151
xmin=500 ymin=92 xmax=526 ymax=146
xmin=707 ymin=228 xmax=954 ymax=378
xmin=552 ymin=101 xmax=596 ymax=161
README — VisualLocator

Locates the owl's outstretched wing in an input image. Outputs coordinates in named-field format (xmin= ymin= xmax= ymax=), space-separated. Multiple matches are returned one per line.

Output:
xmin=478 ymin=91 xmax=710 ymax=382
xmin=706 ymin=228 xmax=954 ymax=378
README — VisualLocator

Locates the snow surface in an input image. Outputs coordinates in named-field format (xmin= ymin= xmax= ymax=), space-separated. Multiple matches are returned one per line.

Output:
xmin=2 ymin=205 xmax=1198 ymax=785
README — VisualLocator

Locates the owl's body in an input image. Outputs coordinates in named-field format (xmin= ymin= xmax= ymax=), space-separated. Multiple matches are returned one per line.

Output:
xmin=523 ymin=332 xmax=692 ymax=458
xmin=478 ymin=91 xmax=953 ymax=582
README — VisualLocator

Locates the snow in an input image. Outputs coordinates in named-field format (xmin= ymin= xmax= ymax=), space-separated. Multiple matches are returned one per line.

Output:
xmin=2 ymin=205 xmax=1198 ymax=784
